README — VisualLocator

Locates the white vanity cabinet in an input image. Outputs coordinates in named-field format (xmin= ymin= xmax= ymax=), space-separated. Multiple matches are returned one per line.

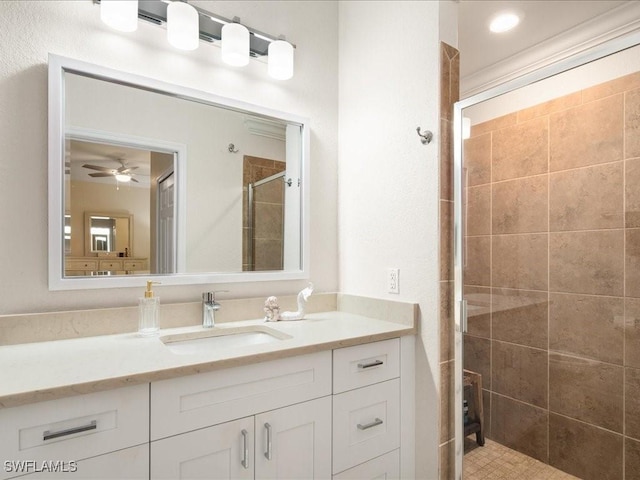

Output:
xmin=149 ymin=350 xmax=332 ymax=479
xmin=0 ymin=384 xmax=149 ymax=480
xmin=332 ymin=338 xmax=402 ymax=479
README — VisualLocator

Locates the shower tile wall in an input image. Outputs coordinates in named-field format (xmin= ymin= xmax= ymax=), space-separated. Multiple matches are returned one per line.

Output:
xmin=439 ymin=41 xmax=459 ymax=480
xmin=463 ymin=71 xmax=640 ymax=480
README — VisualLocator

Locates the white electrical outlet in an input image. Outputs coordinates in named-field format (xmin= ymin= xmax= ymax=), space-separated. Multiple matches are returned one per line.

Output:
xmin=387 ymin=268 xmax=399 ymax=294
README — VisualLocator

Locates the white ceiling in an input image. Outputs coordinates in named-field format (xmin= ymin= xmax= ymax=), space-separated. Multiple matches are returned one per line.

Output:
xmin=458 ymin=0 xmax=636 ymax=96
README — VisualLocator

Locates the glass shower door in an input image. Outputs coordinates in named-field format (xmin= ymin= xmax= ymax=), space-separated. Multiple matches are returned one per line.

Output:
xmin=454 ymin=32 xmax=640 ymax=480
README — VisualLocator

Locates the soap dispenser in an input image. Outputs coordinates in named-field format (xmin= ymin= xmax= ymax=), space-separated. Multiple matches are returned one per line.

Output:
xmin=138 ymin=281 xmax=160 ymax=336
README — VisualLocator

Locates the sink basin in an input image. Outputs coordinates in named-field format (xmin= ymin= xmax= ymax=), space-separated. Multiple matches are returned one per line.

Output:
xmin=161 ymin=325 xmax=291 ymax=355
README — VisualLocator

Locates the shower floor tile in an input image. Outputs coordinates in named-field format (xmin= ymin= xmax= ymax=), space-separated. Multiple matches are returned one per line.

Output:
xmin=463 ymin=437 xmax=580 ymax=479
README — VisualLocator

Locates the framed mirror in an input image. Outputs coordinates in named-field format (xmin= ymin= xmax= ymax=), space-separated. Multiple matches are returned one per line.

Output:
xmin=49 ymin=54 xmax=310 ymax=290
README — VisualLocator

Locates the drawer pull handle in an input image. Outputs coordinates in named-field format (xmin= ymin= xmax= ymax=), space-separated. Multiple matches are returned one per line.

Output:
xmin=357 ymin=418 xmax=383 ymax=430
xmin=241 ymin=429 xmax=249 ymax=469
xmin=43 ymin=420 xmax=97 ymax=441
xmin=358 ymin=360 xmax=384 ymax=369
xmin=264 ymin=423 xmax=273 ymax=460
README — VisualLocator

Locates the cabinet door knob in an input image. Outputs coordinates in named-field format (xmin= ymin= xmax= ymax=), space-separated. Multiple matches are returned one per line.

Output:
xmin=241 ymin=429 xmax=249 ymax=469
xmin=264 ymin=422 xmax=272 ymax=460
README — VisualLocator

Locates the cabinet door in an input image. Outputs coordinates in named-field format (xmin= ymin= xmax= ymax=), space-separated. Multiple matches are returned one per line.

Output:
xmin=151 ymin=417 xmax=253 ymax=480
xmin=255 ymin=396 xmax=331 ymax=479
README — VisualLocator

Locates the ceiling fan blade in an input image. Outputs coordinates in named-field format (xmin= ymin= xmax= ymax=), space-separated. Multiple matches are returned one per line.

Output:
xmin=83 ymin=164 xmax=114 ymax=172
xmin=117 ymin=166 xmax=139 ymax=173
xmin=88 ymin=172 xmax=114 ymax=178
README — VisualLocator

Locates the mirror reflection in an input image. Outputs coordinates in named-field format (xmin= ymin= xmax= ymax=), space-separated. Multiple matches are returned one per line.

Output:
xmin=61 ymin=69 xmax=303 ymax=280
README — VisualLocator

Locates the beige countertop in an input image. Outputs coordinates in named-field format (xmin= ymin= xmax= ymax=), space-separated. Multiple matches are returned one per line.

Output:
xmin=0 ymin=308 xmax=416 ymax=409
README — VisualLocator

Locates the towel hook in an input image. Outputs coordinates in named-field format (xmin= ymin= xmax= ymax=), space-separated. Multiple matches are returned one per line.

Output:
xmin=416 ymin=127 xmax=433 ymax=145
xmin=228 ymin=143 xmax=239 ymax=153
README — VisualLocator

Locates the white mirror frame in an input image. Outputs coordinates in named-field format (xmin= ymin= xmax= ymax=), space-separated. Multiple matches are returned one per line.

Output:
xmin=48 ymin=54 xmax=310 ymax=290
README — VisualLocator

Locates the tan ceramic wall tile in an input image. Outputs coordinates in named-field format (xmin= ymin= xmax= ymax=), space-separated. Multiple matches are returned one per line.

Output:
xmin=549 ymin=162 xmax=624 ymax=231
xmin=464 ymin=236 xmax=491 ymax=287
xmin=440 ymin=360 xmax=454 ymax=444
xmin=626 ymin=298 xmax=640 ymax=368
xmin=492 ymin=288 xmax=548 ymax=349
xmin=549 ymin=413 xmax=623 ymax=480
xmin=549 ymin=230 xmax=624 ymax=296
xmin=465 ymin=285 xmax=490 ymax=338
xmin=492 ymin=175 xmax=548 ymax=234
xmin=626 ymin=229 xmax=640 ymax=298
xmin=549 ymin=293 xmax=624 ymax=365
xmin=517 ymin=91 xmax=582 ymax=123
xmin=626 ymin=367 xmax=640 ymax=441
xmin=626 ymin=437 xmax=640 ymax=480
xmin=440 ymin=281 xmax=454 ymax=362
xmin=550 ymin=95 xmax=624 ymax=171
xmin=627 ymin=89 xmax=640 ymax=159
xmin=482 ymin=389 xmax=491 ymax=439
xmin=582 ymin=71 xmax=640 ymax=103
xmin=471 ymin=112 xmax=517 ymax=138
xmin=440 ymin=118 xmax=453 ymax=201
xmin=440 ymin=200 xmax=453 ymax=281
xmin=438 ymin=440 xmax=454 ymax=480
xmin=492 ymin=116 xmax=549 ymax=182
xmin=627 ymin=158 xmax=640 ymax=227
xmin=467 ymin=184 xmax=491 ymax=236
xmin=464 ymin=335 xmax=491 ymax=390
xmin=490 ymin=393 xmax=548 ymax=463
xmin=464 ymin=133 xmax=492 ymax=186
xmin=492 ymin=340 xmax=547 ymax=407
xmin=549 ymin=352 xmax=623 ymax=432
xmin=492 ymin=234 xmax=548 ymax=291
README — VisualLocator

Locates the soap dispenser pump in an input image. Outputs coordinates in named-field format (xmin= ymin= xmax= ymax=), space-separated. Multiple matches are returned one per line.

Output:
xmin=138 ymin=281 xmax=160 ymax=336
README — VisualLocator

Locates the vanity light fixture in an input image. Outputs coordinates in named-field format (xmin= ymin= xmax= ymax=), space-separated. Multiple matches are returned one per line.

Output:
xmin=100 ymin=0 xmax=139 ymax=33
xmin=221 ymin=21 xmax=250 ymax=67
xmin=167 ymin=1 xmax=199 ymax=51
xmin=95 ymin=0 xmax=296 ymax=80
xmin=489 ymin=12 xmax=520 ymax=33
xmin=268 ymin=39 xmax=294 ymax=80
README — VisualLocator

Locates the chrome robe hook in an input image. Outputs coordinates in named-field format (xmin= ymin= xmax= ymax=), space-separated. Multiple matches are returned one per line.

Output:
xmin=416 ymin=127 xmax=433 ymax=145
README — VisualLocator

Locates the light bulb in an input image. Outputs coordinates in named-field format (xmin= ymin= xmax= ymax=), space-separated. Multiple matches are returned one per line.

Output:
xmin=100 ymin=0 xmax=139 ymax=33
xmin=167 ymin=1 xmax=199 ymax=51
xmin=221 ymin=23 xmax=250 ymax=67
xmin=268 ymin=40 xmax=294 ymax=80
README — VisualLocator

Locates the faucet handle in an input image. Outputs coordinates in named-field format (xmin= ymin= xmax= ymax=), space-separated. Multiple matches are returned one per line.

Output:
xmin=202 ymin=290 xmax=228 ymax=306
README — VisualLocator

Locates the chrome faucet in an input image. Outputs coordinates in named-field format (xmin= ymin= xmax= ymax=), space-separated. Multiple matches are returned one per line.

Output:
xmin=202 ymin=292 xmax=221 ymax=328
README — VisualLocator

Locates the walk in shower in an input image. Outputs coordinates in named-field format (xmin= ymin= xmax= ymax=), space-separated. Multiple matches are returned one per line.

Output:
xmin=453 ymin=34 xmax=640 ymax=479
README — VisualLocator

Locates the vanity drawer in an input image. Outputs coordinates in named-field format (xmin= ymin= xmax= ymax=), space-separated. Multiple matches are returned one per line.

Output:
xmin=0 ymin=384 xmax=149 ymax=480
xmin=333 ymin=338 xmax=400 ymax=393
xmin=150 ymin=350 xmax=332 ymax=440
xmin=333 ymin=449 xmax=400 ymax=479
xmin=332 ymin=379 xmax=400 ymax=474
xmin=124 ymin=259 xmax=147 ymax=271
xmin=98 ymin=259 xmax=123 ymax=271
xmin=65 ymin=259 xmax=98 ymax=271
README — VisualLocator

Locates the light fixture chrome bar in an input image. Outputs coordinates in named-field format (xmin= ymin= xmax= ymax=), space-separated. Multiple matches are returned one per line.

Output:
xmin=94 ymin=0 xmax=295 ymax=56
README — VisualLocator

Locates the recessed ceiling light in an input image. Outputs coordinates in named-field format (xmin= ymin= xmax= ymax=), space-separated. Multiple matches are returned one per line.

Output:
xmin=489 ymin=12 xmax=520 ymax=33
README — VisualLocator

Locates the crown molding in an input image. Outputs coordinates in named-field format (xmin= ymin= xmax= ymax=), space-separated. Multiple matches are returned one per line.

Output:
xmin=461 ymin=2 xmax=640 ymax=98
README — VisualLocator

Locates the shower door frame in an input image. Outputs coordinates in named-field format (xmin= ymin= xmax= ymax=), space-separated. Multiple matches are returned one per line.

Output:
xmin=452 ymin=30 xmax=640 ymax=480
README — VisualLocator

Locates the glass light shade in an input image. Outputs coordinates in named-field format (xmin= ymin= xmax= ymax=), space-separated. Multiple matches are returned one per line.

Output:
xmin=115 ymin=174 xmax=132 ymax=183
xmin=167 ymin=1 xmax=199 ymax=51
xmin=268 ymin=40 xmax=294 ymax=80
xmin=221 ymin=23 xmax=250 ymax=67
xmin=100 ymin=0 xmax=139 ymax=32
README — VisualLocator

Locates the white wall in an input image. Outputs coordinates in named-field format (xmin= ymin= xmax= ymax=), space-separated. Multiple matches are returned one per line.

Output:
xmin=338 ymin=2 xmax=443 ymax=477
xmin=0 ymin=0 xmax=338 ymax=312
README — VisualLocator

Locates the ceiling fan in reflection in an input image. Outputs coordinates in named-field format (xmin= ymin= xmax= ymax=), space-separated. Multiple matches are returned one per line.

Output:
xmin=82 ymin=159 xmax=140 ymax=183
